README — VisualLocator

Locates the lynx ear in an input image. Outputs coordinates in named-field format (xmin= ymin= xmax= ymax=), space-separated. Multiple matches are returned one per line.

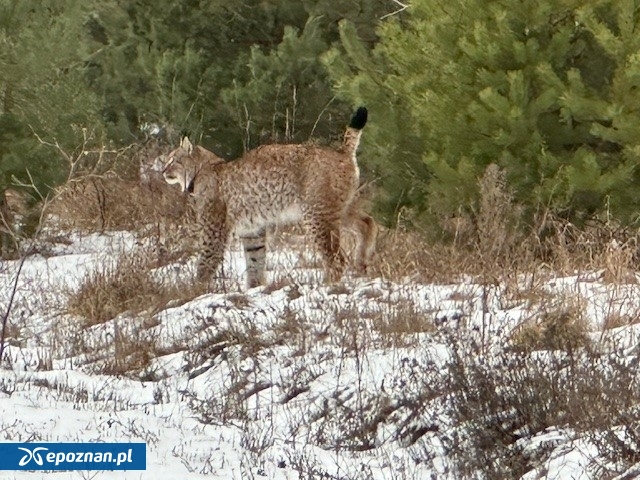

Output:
xmin=180 ymin=136 xmax=194 ymax=155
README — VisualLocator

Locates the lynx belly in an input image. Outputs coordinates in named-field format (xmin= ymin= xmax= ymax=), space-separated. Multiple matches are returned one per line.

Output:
xmin=234 ymin=204 xmax=303 ymax=236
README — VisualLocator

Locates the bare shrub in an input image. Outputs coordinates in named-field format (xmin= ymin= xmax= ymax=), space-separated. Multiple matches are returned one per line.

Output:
xmin=432 ymin=314 xmax=640 ymax=479
xmin=562 ymin=348 xmax=640 ymax=477
xmin=475 ymin=164 xmax=524 ymax=266
xmin=0 ymin=188 xmax=29 ymax=259
xmin=443 ymin=347 xmax=565 ymax=478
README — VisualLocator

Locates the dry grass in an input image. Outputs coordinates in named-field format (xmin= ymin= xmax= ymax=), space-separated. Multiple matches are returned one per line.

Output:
xmin=369 ymin=164 xmax=527 ymax=282
xmin=107 ymin=317 xmax=161 ymax=378
xmin=45 ymin=141 xmax=197 ymax=270
xmin=371 ymin=300 xmax=434 ymax=347
xmin=370 ymin=164 xmax=640 ymax=288
xmin=45 ymin=151 xmax=640 ymax=291
xmin=66 ymin=252 xmax=205 ymax=327
xmin=602 ymin=312 xmax=640 ymax=330
xmin=48 ymin=173 xmax=193 ymax=235
xmin=511 ymin=297 xmax=591 ymax=352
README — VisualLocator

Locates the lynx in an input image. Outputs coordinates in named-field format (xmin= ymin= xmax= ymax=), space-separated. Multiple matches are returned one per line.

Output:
xmin=162 ymin=107 xmax=376 ymax=288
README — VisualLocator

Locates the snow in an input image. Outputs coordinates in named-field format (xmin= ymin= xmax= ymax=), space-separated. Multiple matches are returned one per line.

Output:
xmin=1 ymin=229 xmax=640 ymax=478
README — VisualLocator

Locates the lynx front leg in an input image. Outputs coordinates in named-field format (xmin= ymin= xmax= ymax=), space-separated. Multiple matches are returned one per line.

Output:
xmin=197 ymin=209 xmax=229 ymax=287
xmin=241 ymin=229 xmax=267 ymax=289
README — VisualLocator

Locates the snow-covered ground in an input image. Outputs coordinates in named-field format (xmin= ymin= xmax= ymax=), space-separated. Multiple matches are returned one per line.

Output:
xmin=1 ymin=230 xmax=640 ymax=479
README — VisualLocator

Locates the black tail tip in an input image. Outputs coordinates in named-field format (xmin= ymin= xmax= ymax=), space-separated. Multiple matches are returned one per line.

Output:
xmin=349 ymin=106 xmax=368 ymax=130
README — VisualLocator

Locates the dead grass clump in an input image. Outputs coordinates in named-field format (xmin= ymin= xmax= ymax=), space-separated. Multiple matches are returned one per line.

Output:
xmin=46 ymin=141 xmax=198 ymax=265
xmin=327 ymin=283 xmax=352 ymax=296
xmin=372 ymin=301 xmax=434 ymax=347
xmin=372 ymin=164 xmax=534 ymax=283
xmin=49 ymin=173 xmax=191 ymax=232
xmin=225 ymin=293 xmax=251 ymax=309
xmin=48 ymin=170 xmax=200 ymax=271
xmin=272 ymin=306 xmax=306 ymax=341
xmin=66 ymin=255 xmax=164 ymax=326
xmin=262 ymin=277 xmax=307 ymax=301
xmin=602 ymin=238 xmax=638 ymax=283
xmin=373 ymin=162 xmax=640 ymax=286
xmin=537 ymin=215 xmax=640 ymax=276
xmin=66 ymin=253 xmax=203 ymax=327
xmin=602 ymin=312 xmax=640 ymax=330
xmin=512 ymin=301 xmax=591 ymax=352
xmin=370 ymin=227 xmax=472 ymax=283
xmin=104 ymin=317 xmax=160 ymax=378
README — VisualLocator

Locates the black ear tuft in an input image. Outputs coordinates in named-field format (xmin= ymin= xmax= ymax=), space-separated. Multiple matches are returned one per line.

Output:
xmin=348 ymin=106 xmax=368 ymax=130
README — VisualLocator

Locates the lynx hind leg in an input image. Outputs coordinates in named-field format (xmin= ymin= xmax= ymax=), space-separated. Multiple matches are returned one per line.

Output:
xmin=197 ymin=213 xmax=229 ymax=287
xmin=242 ymin=230 xmax=267 ymax=289
xmin=305 ymin=213 xmax=346 ymax=283
xmin=344 ymin=210 xmax=378 ymax=274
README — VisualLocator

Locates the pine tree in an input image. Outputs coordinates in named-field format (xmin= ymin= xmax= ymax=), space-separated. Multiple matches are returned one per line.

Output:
xmin=89 ymin=0 xmax=391 ymax=158
xmin=328 ymin=0 xmax=640 ymax=228
xmin=0 ymin=1 xmax=103 ymax=196
xmin=220 ymin=18 xmax=338 ymax=151
xmin=220 ymin=0 xmax=392 ymax=152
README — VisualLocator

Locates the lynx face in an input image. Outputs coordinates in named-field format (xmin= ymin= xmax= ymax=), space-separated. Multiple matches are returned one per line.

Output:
xmin=162 ymin=138 xmax=198 ymax=194
xmin=163 ymin=137 xmax=226 ymax=194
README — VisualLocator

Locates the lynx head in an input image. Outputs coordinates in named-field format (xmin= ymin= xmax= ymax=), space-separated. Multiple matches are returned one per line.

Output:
xmin=162 ymin=137 xmax=198 ymax=193
xmin=164 ymin=136 xmax=227 ymax=194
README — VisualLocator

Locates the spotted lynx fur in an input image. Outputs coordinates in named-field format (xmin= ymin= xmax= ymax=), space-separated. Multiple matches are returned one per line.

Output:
xmin=163 ymin=107 xmax=376 ymax=288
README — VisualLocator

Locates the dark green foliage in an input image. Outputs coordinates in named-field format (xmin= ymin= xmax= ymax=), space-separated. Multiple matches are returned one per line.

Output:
xmin=0 ymin=1 xmax=103 ymax=200
xmin=0 ymin=0 xmax=392 ymax=215
xmin=12 ymin=0 xmax=640 ymax=238
xmin=89 ymin=0 xmax=391 ymax=157
xmin=328 ymin=0 xmax=640 ymax=229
